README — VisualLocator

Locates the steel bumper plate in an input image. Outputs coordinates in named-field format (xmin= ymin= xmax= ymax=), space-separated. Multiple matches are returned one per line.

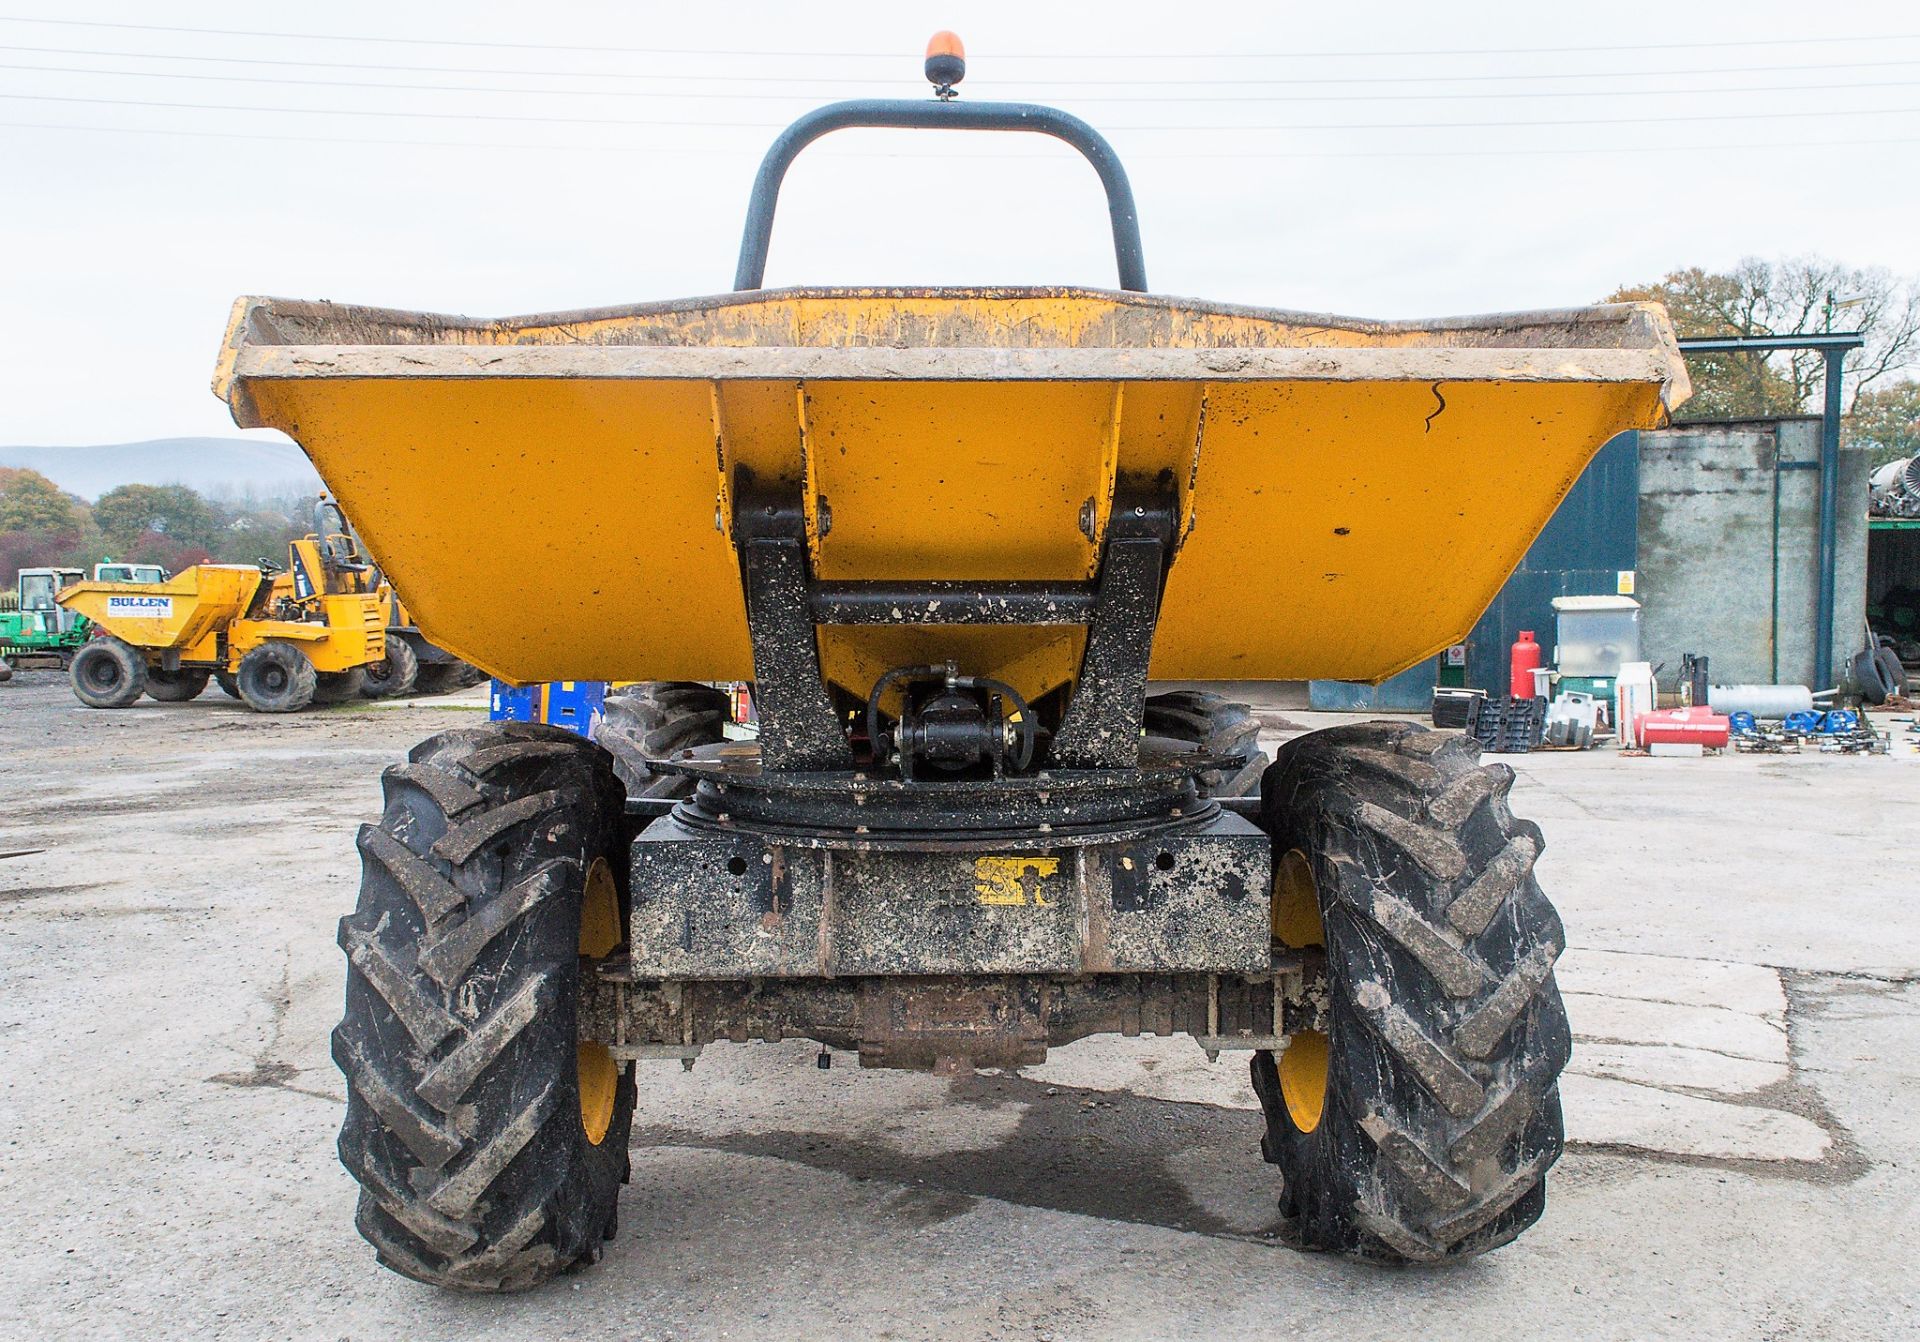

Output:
xmin=627 ymin=810 xmax=1271 ymax=978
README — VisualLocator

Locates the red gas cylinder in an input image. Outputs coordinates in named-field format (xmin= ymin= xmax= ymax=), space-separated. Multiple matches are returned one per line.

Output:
xmin=1509 ymin=631 xmax=1543 ymax=700
xmin=1637 ymin=706 xmax=1731 ymax=749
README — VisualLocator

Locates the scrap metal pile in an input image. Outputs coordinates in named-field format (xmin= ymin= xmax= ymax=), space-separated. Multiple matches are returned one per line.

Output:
xmin=1869 ymin=455 xmax=1920 ymax=518
xmin=1728 ymin=708 xmax=1891 ymax=755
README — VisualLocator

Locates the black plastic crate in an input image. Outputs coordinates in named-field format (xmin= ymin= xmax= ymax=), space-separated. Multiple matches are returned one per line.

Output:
xmin=1469 ymin=696 xmax=1547 ymax=754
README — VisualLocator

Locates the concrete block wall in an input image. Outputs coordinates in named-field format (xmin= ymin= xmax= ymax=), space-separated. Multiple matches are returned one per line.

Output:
xmin=1637 ymin=418 xmax=1869 ymax=691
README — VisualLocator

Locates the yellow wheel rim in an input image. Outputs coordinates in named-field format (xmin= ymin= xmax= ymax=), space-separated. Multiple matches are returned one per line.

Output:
xmin=577 ymin=855 xmax=622 ymax=1144
xmin=1272 ymin=847 xmax=1324 ymax=949
xmin=1272 ymin=847 xmax=1329 ymax=1134
xmin=577 ymin=1043 xmax=617 ymax=1146
xmin=578 ymin=856 xmax=623 ymax=959
xmin=1278 ymin=1031 xmax=1329 ymax=1134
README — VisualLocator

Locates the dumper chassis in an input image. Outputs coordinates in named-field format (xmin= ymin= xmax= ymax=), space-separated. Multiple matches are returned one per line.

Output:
xmin=334 ymin=485 xmax=1568 ymax=1286
xmin=223 ymin=46 xmax=1685 ymax=1293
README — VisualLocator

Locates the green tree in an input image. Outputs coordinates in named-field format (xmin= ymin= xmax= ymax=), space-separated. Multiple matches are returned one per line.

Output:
xmin=0 ymin=468 xmax=79 ymax=534
xmin=93 ymin=483 xmax=219 ymax=553
xmin=1850 ymin=380 xmax=1920 ymax=469
xmin=1608 ymin=256 xmax=1920 ymax=428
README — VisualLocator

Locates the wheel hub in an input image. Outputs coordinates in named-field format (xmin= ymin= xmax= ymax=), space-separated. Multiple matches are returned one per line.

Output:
xmin=577 ymin=857 xmax=621 ymax=1145
xmin=1273 ymin=847 xmax=1328 ymax=1134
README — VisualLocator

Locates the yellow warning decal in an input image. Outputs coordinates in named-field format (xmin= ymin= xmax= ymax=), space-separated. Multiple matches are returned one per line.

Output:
xmin=974 ymin=855 xmax=1061 ymax=906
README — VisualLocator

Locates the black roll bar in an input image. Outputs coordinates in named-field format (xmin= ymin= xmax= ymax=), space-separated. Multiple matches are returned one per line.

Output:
xmin=733 ymin=98 xmax=1148 ymax=293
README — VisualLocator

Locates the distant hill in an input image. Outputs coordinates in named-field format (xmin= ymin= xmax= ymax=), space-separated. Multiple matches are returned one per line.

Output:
xmin=0 ymin=437 xmax=323 ymax=502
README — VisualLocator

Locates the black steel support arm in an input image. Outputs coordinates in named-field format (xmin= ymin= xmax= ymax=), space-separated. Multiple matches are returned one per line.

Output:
xmin=1046 ymin=486 xmax=1179 ymax=769
xmin=732 ymin=479 xmax=855 ymax=771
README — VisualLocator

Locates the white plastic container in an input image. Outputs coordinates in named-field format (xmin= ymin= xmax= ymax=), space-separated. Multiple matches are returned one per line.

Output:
xmin=1616 ymin=661 xmax=1655 ymax=749
xmin=1551 ymin=595 xmax=1643 ymax=677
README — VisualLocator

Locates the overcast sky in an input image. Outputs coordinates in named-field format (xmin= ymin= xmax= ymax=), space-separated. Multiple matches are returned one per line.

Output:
xmin=2 ymin=0 xmax=1917 ymax=445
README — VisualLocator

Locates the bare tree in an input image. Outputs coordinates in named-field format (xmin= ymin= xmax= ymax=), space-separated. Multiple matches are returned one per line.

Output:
xmin=1608 ymin=256 xmax=1920 ymax=424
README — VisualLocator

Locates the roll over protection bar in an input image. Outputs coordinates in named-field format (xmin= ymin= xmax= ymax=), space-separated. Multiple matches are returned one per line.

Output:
xmin=733 ymin=98 xmax=1148 ymax=293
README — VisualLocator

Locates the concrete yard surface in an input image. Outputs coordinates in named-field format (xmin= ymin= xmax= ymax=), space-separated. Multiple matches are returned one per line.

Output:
xmin=1 ymin=670 xmax=1916 ymax=1341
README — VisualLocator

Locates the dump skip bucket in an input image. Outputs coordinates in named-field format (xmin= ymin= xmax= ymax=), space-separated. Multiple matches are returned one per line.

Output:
xmin=60 ymin=565 xmax=262 ymax=653
xmin=215 ymin=289 xmax=1686 ymax=697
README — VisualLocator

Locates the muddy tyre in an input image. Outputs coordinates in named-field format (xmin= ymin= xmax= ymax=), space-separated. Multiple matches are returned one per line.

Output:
xmin=363 ymin=634 xmax=420 ymax=699
xmin=1252 ymin=720 xmax=1569 ymax=1262
xmin=70 ymin=637 xmax=148 ymax=708
xmin=1143 ymin=690 xmax=1266 ymax=796
xmin=145 ymin=667 xmax=211 ymax=702
xmin=416 ymin=661 xmax=486 ymax=695
xmin=1876 ymin=645 xmax=1907 ymax=700
xmin=236 ymin=641 xmax=318 ymax=713
xmin=214 ymin=669 xmax=241 ymax=699
xmin=592 ymin=681 xmax=730 ymax=799
xmin=315 ymin=668 xmax=369 ymax=705
xmin=333 ymin=723 xmax=635 ymax=1292
xmin=413 ymin=663 xmax=458 ymax=695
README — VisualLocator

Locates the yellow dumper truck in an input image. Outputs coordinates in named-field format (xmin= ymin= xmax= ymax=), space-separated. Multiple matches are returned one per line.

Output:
xmin=59 ymin=525 xmax=385 ymax=712
xmin=212 ymin=44 xmax=1687 ymax=1290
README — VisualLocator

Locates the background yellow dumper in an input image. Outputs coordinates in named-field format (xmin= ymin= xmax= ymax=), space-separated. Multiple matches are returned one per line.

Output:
xmin=58 ymin=531 xmax=385 ymax=712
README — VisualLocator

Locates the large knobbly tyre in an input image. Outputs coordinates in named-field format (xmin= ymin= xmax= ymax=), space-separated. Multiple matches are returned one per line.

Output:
xmin=1143 ymin=689 xmax=1266 ymax=796
xmin=592 ymin=681 xmax=729 ymax=799
xmin=333 ymin=722 xmax=635 ymax=1292
xmin=145 ymin=667 xmax=210 ymax=702
xmin=70 ymin=637 xmax=147 ymax=708
xmin=416 ymin=660 xmax=487 ymax=695
xmin=314 ymin=668 xmax=369 ymax=705
xmin=237 ymin=640 xmax=317 ymax=713
xmin=1874 ymin=644 xmax=1907 ymax=700
xmin=1251 ymin=720 xmax=1569 ymax=1262
xmin=362 ymin=634 xmax=420 ymax=699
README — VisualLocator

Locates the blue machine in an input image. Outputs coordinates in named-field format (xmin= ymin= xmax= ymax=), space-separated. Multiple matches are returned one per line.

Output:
xmin=1780 ymin=710 xmax=1823 ymax=736
xmin=489 ymin=680 xmax=608 ymax=738
xmin=543 ymin=680 xmax=608 ymax=736
xmin=489 ymin=680 xmax=538 ymax=723
xmin=1818 ymin=708 xmax=1861 ymax=735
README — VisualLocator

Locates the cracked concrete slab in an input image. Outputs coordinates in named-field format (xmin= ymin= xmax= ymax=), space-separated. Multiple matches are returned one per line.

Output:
xmin=2 ymin=678 xmax=1916 ymax=1341
xmin=1557 ymin=946 xmax=1787 ymax=1020
xmin=1563 ymin=990 xmax=1789 ymax=1062
xmin=1556 ymin=949 xmax=1815 ymax=1159
xmin=1568 ymin=1040 xmax=1786 ymax=1096
xmin=1560 ymin=1073 xmax=1831 ymax=1162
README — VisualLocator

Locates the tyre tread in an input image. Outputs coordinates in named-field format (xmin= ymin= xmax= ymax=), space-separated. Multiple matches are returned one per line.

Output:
xmin=1254 ymin=721 xmax=1568 ymax=1262
xmin=333 ymin=725 xmax=633 ymax=1292
xmin=1141 ymin=690 xmax=1268 ymax=797
xmin=592 ymin=682 xmax=731 ymax=798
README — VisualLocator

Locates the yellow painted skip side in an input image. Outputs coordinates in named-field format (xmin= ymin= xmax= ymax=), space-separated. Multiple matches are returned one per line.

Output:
xmin=241 ymin=375 xmax=1664 ymax=692
xmin=58 ymin=565 xmax=261 ymax=653
xmin=246 ymin=377 xmax=755 ymax=683
xmin=1152 ymin=378 xmax=1669 ymax=682
xmin=221 ymin=289 xmax=1686 ymax=694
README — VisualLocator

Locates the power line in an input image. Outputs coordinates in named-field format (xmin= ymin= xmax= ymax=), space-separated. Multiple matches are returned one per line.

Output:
xmin=2 ymin=115 xmax=1914 ymax=161
xmin=3 ymin=88 xmax=1916 ymax=132
xmin=1 ymin=15 xmax=1918 ymax=61
xmin=5 ymin=41 xmax=1917 ymax=89
xmin=4 ymin=59 xmax=1913 ymax=105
